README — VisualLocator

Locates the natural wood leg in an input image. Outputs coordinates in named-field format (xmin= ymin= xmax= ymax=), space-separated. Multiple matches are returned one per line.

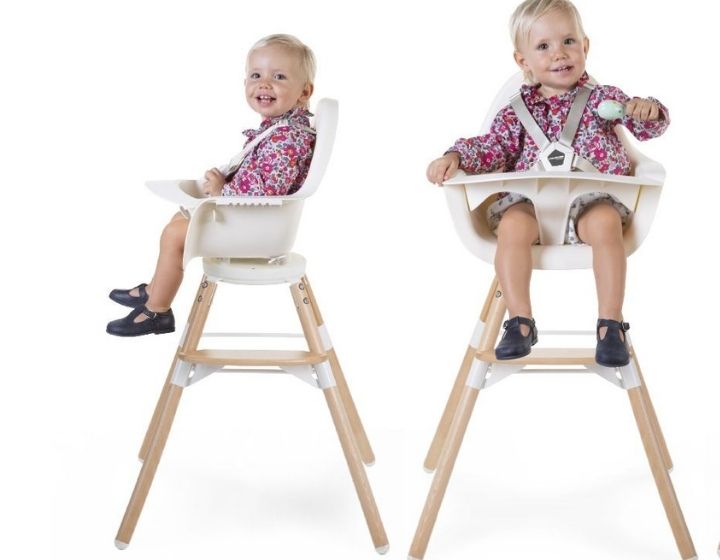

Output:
xmin=300 ymin=276 xmax=375 ymax=465
xmin=424 ymin=278 xmax=505 ymax=472
xmin=633 ymin=356 xmax=673 ymax=471
xmin=116 ymin=384 xmax=183 ymax=548
xmin=627 ymin=387 xmax=696 ymax=559
xmin=410 ymin=384 xmax=481 ymax=560
xmin=324 ymin=386 xmax=388 ymax=551
xmin=291 ymin=281 xmax=388 ymax=552
xmin=139 ymin=278 xmax=216 ymax=462
xmin=117 ymin=278 xmax=216 ymax=548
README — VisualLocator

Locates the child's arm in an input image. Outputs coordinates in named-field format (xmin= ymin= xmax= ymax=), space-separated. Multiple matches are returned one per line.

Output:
xmin=222 ymin=125 xmax=315 ymax=196
xmin=599 ymin=86 xmax=670 ymax=140
xmin=427 ymin=106 xmax=522 ymax=185
xmin=203 ymin=168 xmax=225 ymax=196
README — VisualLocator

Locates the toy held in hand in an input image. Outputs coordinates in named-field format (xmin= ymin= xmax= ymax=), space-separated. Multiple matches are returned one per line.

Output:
xmin=597 ymin=99 xmax=625 ymax=120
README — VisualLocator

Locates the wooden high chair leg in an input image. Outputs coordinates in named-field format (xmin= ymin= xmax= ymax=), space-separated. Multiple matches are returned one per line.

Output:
xmin=301 ymin=275 xmax=375 ymax=466
xmin=116 ymin=277 xmax=217 ymax=549
xmin=633 ymin=356 xmax=673 ymax=471
xmin=139 ymin=278 xmax=217 ymax=462
xmin=290 ymin=281 xmax=389 ymax=553
xmin=627 ymin=384 xmax=696 ymax=559
xmin=409 ymin=285 xmax=507 ymax=560
xmin=424 ymin=278 xmax=500 ymax=472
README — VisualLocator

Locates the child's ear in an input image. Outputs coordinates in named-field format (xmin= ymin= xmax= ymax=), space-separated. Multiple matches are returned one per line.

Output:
xmin=299 ymin=82 xmax=314 ymax=104
xmin=583 ymin=36 xmax=590 ymax=57
xmin=513 ymin=50 xmax=528 ymax=73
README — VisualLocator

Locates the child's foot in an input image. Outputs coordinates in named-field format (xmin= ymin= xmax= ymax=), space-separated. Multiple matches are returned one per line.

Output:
xmin=109 ymin=283 xmax=149 ymax=308
xmin=106 ymin=305 xmax=175 ymax=337
xmin=595 ymin=319 xmax=630 ymax=367
xmin=495 ymin=316 xmax=538 ymax=360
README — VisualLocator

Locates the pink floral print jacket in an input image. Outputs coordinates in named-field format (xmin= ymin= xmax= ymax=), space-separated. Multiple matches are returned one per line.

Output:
xmin=222 ymin=107 xmax=315 ymax=196
xmin=448 ymin=73 xmax=669 ymax=176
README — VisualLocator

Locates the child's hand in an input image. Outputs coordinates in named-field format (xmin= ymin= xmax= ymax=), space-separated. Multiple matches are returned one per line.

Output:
xmin=426 ymin=152 xmax=460 ymax=185
xmin=625 ymin=98 xmax=661 ymax=121
xmin=203 ymin=168 xmax=225 ymax=196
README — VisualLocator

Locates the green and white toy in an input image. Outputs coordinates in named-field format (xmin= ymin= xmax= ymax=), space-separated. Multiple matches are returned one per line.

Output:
xmin=597 ymin=99 xmax=625 ymax=120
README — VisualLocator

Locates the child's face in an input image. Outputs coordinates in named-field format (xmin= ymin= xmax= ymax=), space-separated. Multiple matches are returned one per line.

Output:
xmin=245 ymin=45 xmax=313 ymax=119
xmin=514 ymin=9 xmax=589 ymax=97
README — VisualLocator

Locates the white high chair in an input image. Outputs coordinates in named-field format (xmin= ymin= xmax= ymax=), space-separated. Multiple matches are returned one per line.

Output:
xmin=114 ymin=99 xmax=389 ymax=553
xmin=408 ymin=75 xmax=696 ymax=559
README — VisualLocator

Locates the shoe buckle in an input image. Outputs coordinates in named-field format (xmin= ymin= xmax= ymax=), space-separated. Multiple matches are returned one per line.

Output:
xmin=621 ymin=322 xmax=630 ymax=331
xmin=141 ymin=307 xmax=157 ymax=320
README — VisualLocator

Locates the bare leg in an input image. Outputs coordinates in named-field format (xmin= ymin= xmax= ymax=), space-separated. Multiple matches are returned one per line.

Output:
xmin=494 ymin=203 xmax=539 ymax=336
xmin=576 ymin=203 xmax=626 ymax=339
xmin=132 ymin=212 xmax=188 ymax=323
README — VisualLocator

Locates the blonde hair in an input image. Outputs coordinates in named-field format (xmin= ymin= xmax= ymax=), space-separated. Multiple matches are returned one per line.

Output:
xmin=247 ymin=34 xmax=317 ymax=86
xmin=509 ymin=0 xmax=586 ymax=83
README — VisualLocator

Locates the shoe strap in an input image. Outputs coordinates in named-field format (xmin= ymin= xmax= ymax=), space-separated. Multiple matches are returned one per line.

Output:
xmin=141 ymin=306 xmax=157 ymax=320
xmin=137 ymin=283 xmax=148 ymax=300
xmin=597 ymin=319 xmax=630 ymax=332
xmin=503 ymin=316 xmax=535 ymax=330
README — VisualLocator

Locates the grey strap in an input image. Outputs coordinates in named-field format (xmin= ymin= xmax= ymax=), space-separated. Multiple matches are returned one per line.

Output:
xmin=559 ymin=84 xmax=593 ymax=147
xmin=510 ymin=93 xmax=550 ymax=151
xmin=223 ymin=119 xmax=316 ymax=176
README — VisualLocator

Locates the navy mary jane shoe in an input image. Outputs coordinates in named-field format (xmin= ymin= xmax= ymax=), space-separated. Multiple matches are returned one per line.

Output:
xmin=495 ymin=316 xmax=538 ymax=360
xmin=109 ymin=283 xmax=149 ymax=308
xmin=595 ymin=319 xmax=630 ymax=367
xmin=106 ymin=305 xmax=175 ymax=337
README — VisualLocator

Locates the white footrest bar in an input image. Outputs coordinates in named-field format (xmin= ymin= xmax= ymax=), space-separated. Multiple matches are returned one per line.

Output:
xmin=201 ymin=332 xmax=305 ymax=338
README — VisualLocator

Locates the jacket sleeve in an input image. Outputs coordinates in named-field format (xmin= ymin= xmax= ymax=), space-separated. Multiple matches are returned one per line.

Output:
xmin=446 ymin=105 xmax=523 ymax=173
xmin=599 ymin=85 xmax=670 ymax=141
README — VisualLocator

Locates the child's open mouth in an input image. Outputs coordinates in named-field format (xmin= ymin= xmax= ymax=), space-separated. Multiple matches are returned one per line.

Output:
xmin=552 ymin=65 xmax=573 ymax=73
xmin=257 ymin=95 xmax=276 ymax=105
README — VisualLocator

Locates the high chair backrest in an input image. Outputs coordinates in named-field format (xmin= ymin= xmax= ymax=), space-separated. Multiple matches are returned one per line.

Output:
xmin=442 ymin=74 xmax=665 ymax=270
xmin=170 ymin=98 xmax=338 ymax=267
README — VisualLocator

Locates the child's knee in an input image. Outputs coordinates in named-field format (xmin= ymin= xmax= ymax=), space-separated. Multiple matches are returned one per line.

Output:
xmin=577 ymin=203 xmax=623 ymax=243
xmin=161 ymin=219 xmax=188 ymax=250
xmin=497 ymin=203 xmax=538 ymax=242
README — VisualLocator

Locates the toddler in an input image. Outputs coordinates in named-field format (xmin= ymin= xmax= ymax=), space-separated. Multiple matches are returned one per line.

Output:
xmin=107 ymin=34 xmax=316 ymax=336
xmin=426 ymin=0 xmax=669 ymax=366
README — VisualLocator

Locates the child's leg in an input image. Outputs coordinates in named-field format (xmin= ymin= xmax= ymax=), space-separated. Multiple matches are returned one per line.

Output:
xmin=494 ymin=202 xmax=539 ymax=335
xmin=576 ymin=202 xmax=626 ymax=338
xmin=132 ymin=212 xmax=188 ymax=323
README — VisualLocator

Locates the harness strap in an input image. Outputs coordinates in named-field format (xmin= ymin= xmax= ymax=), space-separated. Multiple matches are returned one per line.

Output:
xmin=222 ymin=119 xmax=316 ymax=177
xmin=559 ymin=84 xmax=592 ymax=147
xmin=510 ymin=83 xmax=598 ymax=172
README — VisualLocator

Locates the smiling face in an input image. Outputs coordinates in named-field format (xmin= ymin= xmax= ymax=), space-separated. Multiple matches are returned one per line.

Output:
xmin=513 ymin=8 xmax=589 ymax=98
xmin=245 ymin=45 xmax=313 ymax=119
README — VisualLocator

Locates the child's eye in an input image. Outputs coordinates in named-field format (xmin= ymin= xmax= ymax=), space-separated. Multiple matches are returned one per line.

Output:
xmin=564 ymin=38 xmax=576 ymax=45
xmin=274 ymin=73 xmax=287 ymax=80
xmin=537 ymin=42 xmax=548 ymax=50
xmin=249 ymin=72 xmax=261 ymax=79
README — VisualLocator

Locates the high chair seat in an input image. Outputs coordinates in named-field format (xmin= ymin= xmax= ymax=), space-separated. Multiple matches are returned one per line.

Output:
xmin=443 ymin=73 xmax=665 ymax=270
xmin=115 ymin=99 xmax=389 ymax=555
xmin=409 ymin=76 xmax=696 ymax=560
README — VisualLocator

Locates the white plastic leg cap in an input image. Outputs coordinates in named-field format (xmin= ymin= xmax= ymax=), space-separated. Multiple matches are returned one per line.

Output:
xmin=365 ymin=460 xmax=375 ymax=467
xmin=408 ymin=556 xmax=421 ymax=560
xmin=115 ymin=540 xmax=129 ymax=550
xmin=375 ymin=544 xmax=389 ymax=555
xmin=423 ymin=466 xmax=435 ymax=474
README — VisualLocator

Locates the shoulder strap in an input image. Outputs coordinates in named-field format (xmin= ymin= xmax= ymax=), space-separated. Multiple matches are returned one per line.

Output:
xmin=558 ymin=84 xmax=593 ymax=147
xmin=510 ymin=92 xmax=550 ymax=151
xmin=224 ymin=119 xmax=317 ymax=176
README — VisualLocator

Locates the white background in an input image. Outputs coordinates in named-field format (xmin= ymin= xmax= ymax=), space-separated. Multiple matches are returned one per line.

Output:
xmin=1 ymin=0 xmax=717 ymax=558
